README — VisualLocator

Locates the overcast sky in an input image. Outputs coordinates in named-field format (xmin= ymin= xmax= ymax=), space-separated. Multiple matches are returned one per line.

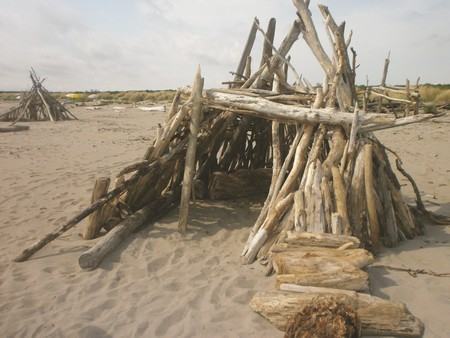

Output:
xmin=1 ymin=0 xmax=449 ymax=91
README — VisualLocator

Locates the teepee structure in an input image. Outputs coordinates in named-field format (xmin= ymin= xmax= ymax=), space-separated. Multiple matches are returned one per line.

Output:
xmin=0 ymin=69 xmax=77 ymax=124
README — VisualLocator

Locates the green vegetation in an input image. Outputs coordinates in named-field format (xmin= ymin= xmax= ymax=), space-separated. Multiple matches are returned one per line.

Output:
xmin=0 ymin=90 xmax=176 ymax=104
xmin=2 ymin=86 xmax=450 ymax=105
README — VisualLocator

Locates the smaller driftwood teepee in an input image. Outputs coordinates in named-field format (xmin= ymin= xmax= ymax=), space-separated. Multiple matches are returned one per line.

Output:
xmin=0 ymin=69 xmax=77 ymax=124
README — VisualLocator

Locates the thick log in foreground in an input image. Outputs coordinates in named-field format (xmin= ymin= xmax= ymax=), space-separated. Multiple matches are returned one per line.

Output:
xmin=250 ymin=291 xmax=424 ymax=337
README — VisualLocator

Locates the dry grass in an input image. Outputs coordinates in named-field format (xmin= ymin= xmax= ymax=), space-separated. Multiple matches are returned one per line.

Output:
xmin=419 ymin=85 xmax=450 ymax=103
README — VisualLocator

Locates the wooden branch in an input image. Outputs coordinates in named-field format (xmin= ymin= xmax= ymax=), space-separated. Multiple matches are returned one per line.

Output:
xmin=292 ymin=0 xmax=334 ymax=78
xmin=358 ymin=112 xmax=438 ymax=133
xmin=364 ymin=144 xmax=380 ymax=252
xmin=178 ymin=67 xmax=204 ymax=232
xmin=202 ymin=89 xmax=395 ymax=127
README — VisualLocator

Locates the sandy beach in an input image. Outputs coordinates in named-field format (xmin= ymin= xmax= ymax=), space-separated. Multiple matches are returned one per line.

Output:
xmin=1 ymin=102 xmax=449 ymax=337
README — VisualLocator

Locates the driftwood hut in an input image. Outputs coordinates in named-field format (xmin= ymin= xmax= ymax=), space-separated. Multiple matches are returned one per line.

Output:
xmin=14 ymin=0 xmax=447 ymax=268
xmin=0 ymin=69 xmax=76 ymax=124
xmin=14 ymin=2 xmax=448 ymax=336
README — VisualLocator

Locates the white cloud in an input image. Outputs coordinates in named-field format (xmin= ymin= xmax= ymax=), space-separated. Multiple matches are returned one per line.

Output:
xmin=1 ymin=0 xmax=449 ymax=91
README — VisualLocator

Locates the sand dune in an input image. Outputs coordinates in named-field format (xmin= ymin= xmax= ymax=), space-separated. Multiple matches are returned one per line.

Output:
xmin=1 ymin=103 xmax=449 ymax=337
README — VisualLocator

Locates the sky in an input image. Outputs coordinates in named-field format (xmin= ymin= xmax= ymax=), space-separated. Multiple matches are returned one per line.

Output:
xmin=1 ymin=0 xmax=449 ymax=91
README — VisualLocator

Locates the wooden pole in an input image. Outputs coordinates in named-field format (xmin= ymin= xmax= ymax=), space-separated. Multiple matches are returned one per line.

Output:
xmin=234 ymin=20 xmax=258 ymax=86
xmin=364 ymin=144 xmax=380 ymax=252
xmin=83 ymin=177 xmax=111 ymax=239
xmin=259 ymin=18 xmax=276 ymax=67
xmin=178 ymin=66 xmax=204 ymax=233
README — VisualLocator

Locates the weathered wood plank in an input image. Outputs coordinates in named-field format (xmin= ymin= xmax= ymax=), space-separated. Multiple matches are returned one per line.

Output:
xmin=250 ymin=291 xmax=424 ymax=336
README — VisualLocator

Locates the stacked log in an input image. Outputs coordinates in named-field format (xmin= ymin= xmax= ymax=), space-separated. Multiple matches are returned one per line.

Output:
xmin=0 ymin=69 xmax=76 ymax=123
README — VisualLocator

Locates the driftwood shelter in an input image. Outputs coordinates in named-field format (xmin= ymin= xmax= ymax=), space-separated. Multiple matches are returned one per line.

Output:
xmin=0 ymin=69 xmax=76 ymax=124
xmin=14 ymin=1 xmax=449 ymax=336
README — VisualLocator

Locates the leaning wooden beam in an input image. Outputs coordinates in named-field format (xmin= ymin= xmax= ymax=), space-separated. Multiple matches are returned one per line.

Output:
xmin=202 ymin=89 xmax=395 ymax=127
xmin=292 ymin=0 xmax=334 ymax=78
xmin=178 ymin=67 xmax=204 ymax=233
xmin=233 ymin=19 xmax=259 ymax=85
xmin=79 ymin=191 xmax=177 ymax=270
xmin=83 ymin=177 xmax=112 ymax=240
xmin=364 ymin=144 xmax=380 ymax=252
xmin=259 ymin=18 xmax=276 ymax=67
xmin=249 ymin=291 xmax=424 ymax=336
xmin=252 ymin=18 xmax=302 ymax=88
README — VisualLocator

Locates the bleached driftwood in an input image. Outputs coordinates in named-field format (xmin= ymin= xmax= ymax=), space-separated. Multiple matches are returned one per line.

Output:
xmin=250 ymin=291 xmax=424 ymax=336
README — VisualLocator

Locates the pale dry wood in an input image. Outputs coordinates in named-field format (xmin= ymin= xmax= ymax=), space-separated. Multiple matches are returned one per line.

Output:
xmin=275 ymin=268 xmax=369 ymax=291
xmin=376 ymin=164 xmax=398 ymax=247
xmin=233 ymin=19 xmax=258 ymax=85
xmin=331 ymin=166 xmax=351 ymax=235
xmin=249 ymin=291 xmax=424 ymax=336
xmin=279 ymin=283 xmax=357 ymax=297
xmin=252 ymin=18 xmax=302 ymax=89
xmin=203 ymin=89 xmax=395 ymax=127
xmin=347 ymin=145 xmax=366 ymax=240
xmin=364 ymin=144 xmax=380 ymax=252
xmin=179 ymin=67 xmax=204 ymax=232
xmin=272 ymin=247 xmax=374 ymax=274
xmin=304 ymin=161 xmax=325 ymax=233
xmin=259 ymin=18 xmax=276 ymax=67
xmin=292 ymin=0 xmax=334 ymax=78
xmin=84 ymin=177 xmax=112 ymax=240
xmin=358 ymin=113 xmax=437 ymax=133
xmin=284 ymin=231 xmax=360 ymax=249
xmin=79 ymin=191 xmax=177 ymax=270
xmin=243 ymin=193 xmax=294 ymax=263
xmin=13 ymin=143 xmax=181 ymax=262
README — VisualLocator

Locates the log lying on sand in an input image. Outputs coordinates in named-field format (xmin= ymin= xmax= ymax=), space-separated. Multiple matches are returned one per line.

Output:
xmin=0 ymin=125 xmax=30 ymax=133
xmin=272 ymin=247 xmax=373 ymax=291
xmin=250 ymin=291 xmax=424 ymax=337
xmin=79 ymin=190 xmax=178 ymax=270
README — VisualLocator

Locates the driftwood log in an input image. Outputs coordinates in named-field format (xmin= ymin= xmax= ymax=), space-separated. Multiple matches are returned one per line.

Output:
xmin=79 ymin=191 xmax=177 ymax=270
xmin=250 ymin=291 xmax=424 ymax=337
